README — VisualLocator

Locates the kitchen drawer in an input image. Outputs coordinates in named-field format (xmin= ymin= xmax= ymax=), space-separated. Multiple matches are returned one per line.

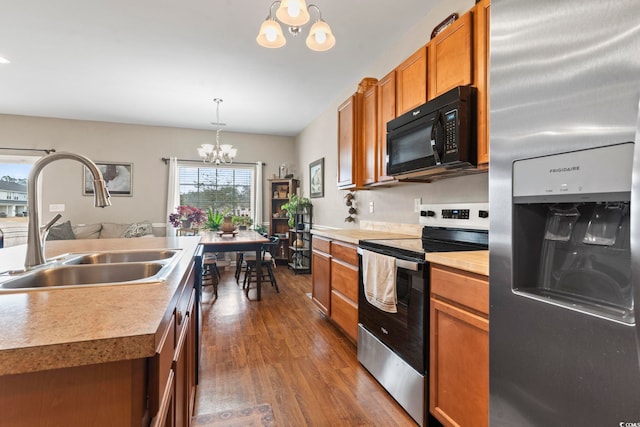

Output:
xmin=331 ymin=290 xmax=358 ymax=342
xmin=313 ymin=235 xmax=331 ymax=253
xmin=331 ymin=258 xmax=358 ymax=302
xmin=331 ymin=240 xmax=358 ymax=266
xmin=148 ymin=313 xmax=176 ymax=417
xmin=430 ymin=265 xmax=489 ymax=315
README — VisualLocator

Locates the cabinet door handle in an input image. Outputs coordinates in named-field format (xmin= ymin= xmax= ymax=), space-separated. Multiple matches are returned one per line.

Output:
xmin=176 ymin=310 xmax=183 ymax=326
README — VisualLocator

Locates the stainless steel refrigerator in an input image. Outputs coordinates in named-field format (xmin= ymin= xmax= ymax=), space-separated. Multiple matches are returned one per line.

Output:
xmin=489 ymin=1 xmax=640 ymax=425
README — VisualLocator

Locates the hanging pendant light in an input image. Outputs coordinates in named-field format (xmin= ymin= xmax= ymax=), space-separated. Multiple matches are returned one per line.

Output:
xmin=276 ymin=0 xmax=310 ymax=27
xmin=257 ymin=1 xmax=335 ymax=51
xmin=305 ymin=16 xmax=335 ymax=51
xmin=197 ymin=98 xmax=237 ymax=165
xmin=256 ymin=14 xmax=286 ymax=48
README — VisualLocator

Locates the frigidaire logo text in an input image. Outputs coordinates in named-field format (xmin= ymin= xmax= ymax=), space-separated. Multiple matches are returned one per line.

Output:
xmin=549 ymin=166 xmax=580 ymax=173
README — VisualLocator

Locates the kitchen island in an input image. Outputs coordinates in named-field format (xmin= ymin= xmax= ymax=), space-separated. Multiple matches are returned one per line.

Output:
xmin=0 ymin=236 xmax=201 ymax=427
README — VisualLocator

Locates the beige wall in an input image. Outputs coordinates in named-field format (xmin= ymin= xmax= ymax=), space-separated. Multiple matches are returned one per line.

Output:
xmin=0 ymin=114 xmax=295 ymax=228
xmin=294 ymin=0 xmax=487 ymax=229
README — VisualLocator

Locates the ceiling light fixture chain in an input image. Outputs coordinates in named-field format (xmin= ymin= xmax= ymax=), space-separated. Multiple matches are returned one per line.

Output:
xmin=256 ymin=0 xmax=336 ymax=51
xmin=197 ymin=98 xmax=237 ymax=165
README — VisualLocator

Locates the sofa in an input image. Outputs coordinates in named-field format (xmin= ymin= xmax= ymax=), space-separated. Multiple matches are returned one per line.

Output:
xmin=0 ymin=222 xmax=28 ymax=248
xmin=47 ymin=220 xmax=167 ymax=241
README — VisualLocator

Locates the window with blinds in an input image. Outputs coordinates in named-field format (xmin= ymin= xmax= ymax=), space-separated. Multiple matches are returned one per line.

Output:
xmin=178 ymin=164 xmax=253 ymax=215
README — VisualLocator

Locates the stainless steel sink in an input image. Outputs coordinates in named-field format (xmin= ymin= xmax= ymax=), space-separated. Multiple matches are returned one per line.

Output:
xmin=1 ymin=263 xmax=164 ymax=289
xmin=64 ymin=250 xmax=179 ymax=264
xmin=0 ymin=248 xmax=183 ymax=291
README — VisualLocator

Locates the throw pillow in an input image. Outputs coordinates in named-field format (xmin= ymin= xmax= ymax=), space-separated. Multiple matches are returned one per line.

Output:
xmin=46 ymin=220 xmax=76 ymax=240
xmin=99 ymin=223 xmax=131 ymax=238
xmin=72 ymin=223 xmax=102 ymax=239
xmin=123 ymin=221 xmax=154 ymax=238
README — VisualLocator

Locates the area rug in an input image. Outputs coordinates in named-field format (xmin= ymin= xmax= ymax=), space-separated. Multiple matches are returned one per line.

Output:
xmin=192 ymin=403 xmax=276 ymax=427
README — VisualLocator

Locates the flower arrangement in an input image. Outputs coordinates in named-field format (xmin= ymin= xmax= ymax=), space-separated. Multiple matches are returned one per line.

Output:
xmin=168 ymin=205 xmax=205 ymax=228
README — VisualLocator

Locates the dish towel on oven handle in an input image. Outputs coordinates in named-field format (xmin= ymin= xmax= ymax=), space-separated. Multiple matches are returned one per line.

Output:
xmin=362 ymin=249 xmax=397 ymax=313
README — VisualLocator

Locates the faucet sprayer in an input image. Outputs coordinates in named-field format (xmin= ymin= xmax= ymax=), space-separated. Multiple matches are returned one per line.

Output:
xmin=25 ymin=152 xmax=111 ymax=268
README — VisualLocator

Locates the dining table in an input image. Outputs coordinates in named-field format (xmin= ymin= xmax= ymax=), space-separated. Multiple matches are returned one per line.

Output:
xmin=197 ymin=230 xmax=270 ymax=301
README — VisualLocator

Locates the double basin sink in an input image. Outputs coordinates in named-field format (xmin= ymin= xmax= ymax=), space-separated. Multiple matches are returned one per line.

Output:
xmin=0 ymin=249 xmax=182 ymax=291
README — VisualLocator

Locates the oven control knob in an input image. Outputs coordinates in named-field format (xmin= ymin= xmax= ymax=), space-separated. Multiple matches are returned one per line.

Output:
xmin=479 ymin=210 xmax=489 ymax=218
xmin=420 ymin=210 xmax=436 ymax=217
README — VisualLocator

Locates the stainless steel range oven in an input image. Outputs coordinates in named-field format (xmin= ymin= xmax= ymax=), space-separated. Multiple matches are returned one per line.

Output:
xmin=357 ymin=203 xmax=489 ymax=426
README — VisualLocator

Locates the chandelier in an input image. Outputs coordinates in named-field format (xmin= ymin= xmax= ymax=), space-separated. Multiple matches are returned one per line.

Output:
xmin=197 ymin=98 xmax=237 ymax=165
xmin=256 ymin=0 xmax=336 ymax=52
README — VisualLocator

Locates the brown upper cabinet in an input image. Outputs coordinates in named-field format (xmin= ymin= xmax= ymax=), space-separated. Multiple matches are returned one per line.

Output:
xmin=473 ymin=0 xmax=491 ymax=166
xmin=362 ymin=84 xmax=378 ymax=186
xmin=428 ymin=12 xmax=473 ymax=100
xmin=395 ymin=46 xmax=427 ymax=116
xmin=337 ymin=78 xmax=377 ymax=190
xmin=375 ymin=70 xmax=397 ymax=184
xmin=336 ymin=3 xmax=491 ymax=190
xmin=337 ymin=94 xmax=358 ymax=190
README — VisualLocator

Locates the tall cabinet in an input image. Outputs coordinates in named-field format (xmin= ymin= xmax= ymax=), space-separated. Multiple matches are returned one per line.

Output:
xmin=269 ymin=179 xmax=299 ymax=264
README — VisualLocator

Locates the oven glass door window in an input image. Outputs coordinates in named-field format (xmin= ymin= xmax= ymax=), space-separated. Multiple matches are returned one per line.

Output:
xmin=396 ymin=267 xmax=415 ymax=308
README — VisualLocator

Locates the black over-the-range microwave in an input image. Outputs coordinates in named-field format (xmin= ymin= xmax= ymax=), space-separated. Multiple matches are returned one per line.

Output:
xmin=386 ymin=85 xmax=477 ymax=180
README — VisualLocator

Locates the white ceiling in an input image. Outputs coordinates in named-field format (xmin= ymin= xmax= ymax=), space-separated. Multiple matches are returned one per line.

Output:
xmin=0 ymin=0 xmax=441 ymax=137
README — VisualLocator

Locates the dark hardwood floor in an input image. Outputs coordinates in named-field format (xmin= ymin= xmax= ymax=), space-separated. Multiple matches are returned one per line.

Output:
xmin=194 ymin=266 xmax=418 ymax=426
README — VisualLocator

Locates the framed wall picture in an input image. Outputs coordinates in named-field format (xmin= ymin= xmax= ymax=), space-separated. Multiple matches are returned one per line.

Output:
xmin=83 ymin=162 xmax=133 ymax=196
xmin=309 ymin=157 xmax=324 ymax=198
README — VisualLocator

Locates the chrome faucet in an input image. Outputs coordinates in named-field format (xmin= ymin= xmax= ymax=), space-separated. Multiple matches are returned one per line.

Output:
xmin=25 ymin=152 xmax=111 ymax=268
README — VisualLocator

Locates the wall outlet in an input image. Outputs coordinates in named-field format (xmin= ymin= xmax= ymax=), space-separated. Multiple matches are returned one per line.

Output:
xmin=49 ymin=204 xmax=65 ymax=212
xmin=414 ymin=198 xmax=422 ymax=213
xmin=369 ymin=201 xmax=374 ymax=213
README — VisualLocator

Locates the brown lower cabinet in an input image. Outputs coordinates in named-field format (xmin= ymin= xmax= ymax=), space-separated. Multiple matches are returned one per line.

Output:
xmin=429 ymin=264 xmax=489 ymax=427
xmin=311 ymin=236 xmax=331 ymax=314
xmin=0 ymin=262 xmax=198 ymax=427
xmin=151 ymin=271 xmax=197 ymax=427
xmin=311 ymin=236 xmax=359 ymax=342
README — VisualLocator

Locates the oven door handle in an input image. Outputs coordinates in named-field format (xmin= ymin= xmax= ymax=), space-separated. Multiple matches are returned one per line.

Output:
xmin=357 ymin=247 xmax=422 ymax=271
xmin=396 ymin=258 xmax=421 ymax=271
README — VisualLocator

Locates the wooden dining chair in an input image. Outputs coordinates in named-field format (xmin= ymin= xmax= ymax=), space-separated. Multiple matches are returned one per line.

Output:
xmin=202 ymin=252 xmax=221 ymax=298
xmin=242 ymin=236 xmax=280 ymax=294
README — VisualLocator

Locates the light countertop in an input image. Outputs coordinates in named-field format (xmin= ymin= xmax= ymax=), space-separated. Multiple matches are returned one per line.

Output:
xmin=426 ymin=250 xmax=489 ymax=276
xmin=311 ymin=227 xmax=488 ymax=276
xmin=0 ymin=236 xmax=200 ymax=376
xmin=311 ymin=228 xmax=417 ymax=245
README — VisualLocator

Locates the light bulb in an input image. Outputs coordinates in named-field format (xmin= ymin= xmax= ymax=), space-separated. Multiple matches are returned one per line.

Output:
xmin=288 ymin=2 xmax=300 ymax=17
xmin=265 ymin=26 xmax=277 ymax=42
xmin=315 ymin=29 xmax=326 ymax=44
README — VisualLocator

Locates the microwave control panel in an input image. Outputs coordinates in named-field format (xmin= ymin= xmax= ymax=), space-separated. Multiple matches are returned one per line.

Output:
xmin=444 ymin=109 xmax=458 ymax=154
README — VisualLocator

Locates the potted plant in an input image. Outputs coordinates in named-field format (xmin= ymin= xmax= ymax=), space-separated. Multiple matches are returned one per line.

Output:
xmin=232 ymin=215 xmax=253 ymax=230
xmin=253 ymin=224 xmax=268 ymax=236
xmin=204 ymin=208 xmax=227 ymax=231
xmin=281 ymin=195 xmax=312 ymax=228
xmin=168 ymin=205 xmax=205 ymax=229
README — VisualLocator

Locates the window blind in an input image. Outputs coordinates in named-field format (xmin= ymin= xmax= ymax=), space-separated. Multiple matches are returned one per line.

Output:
xmin=178 ymin=164 xmax=253 ymax=215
